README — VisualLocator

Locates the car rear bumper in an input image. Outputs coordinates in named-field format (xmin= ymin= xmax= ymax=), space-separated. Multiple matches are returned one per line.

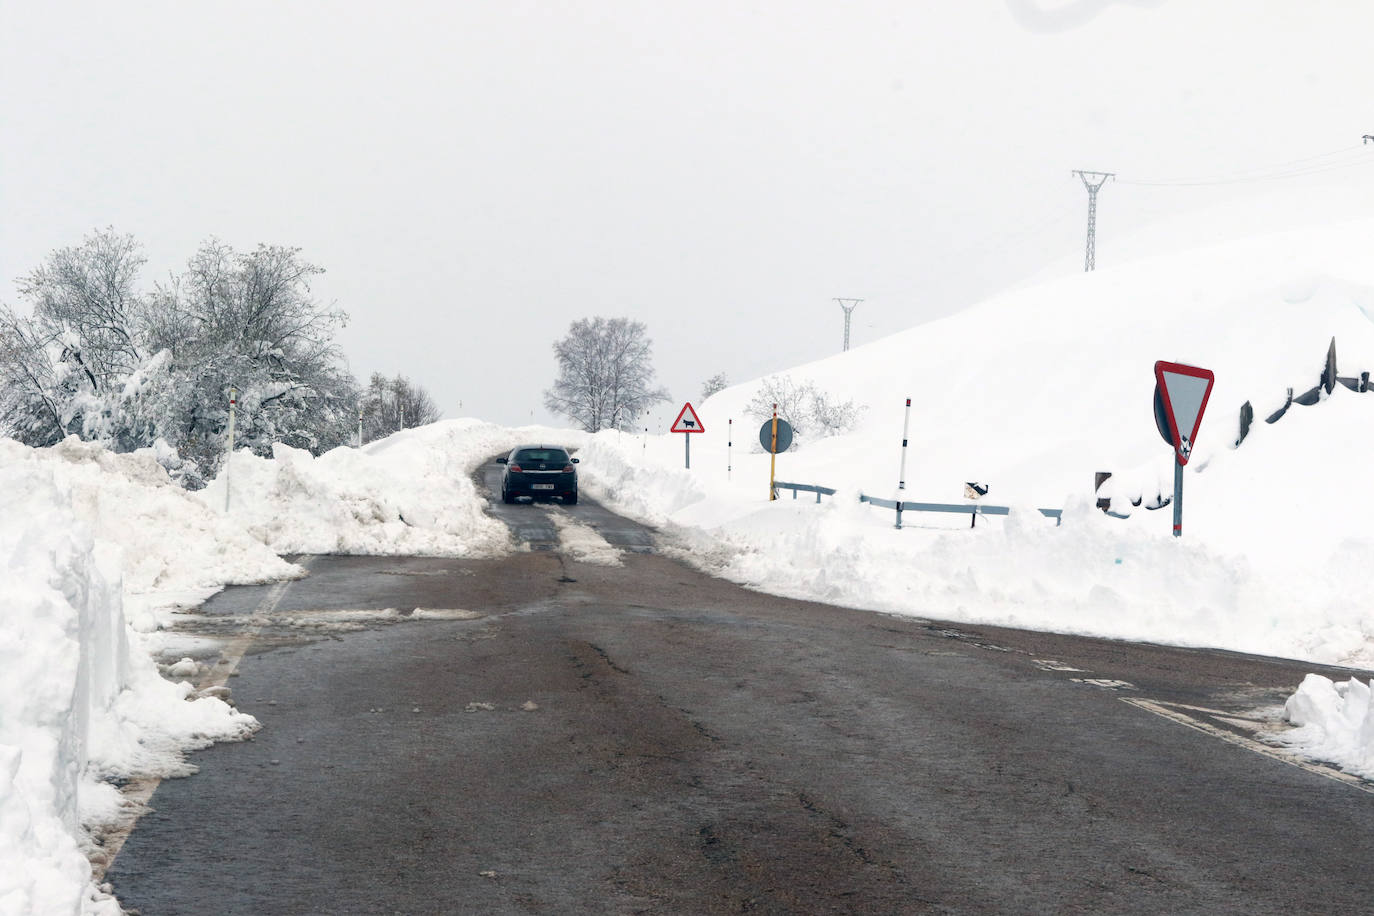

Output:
xmin=506 ymin=473 xmax=577 ymax=499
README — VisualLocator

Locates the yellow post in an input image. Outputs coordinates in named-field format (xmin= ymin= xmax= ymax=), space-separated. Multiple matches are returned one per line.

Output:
xmin=768 ymin=403 xmax=778 ymax=501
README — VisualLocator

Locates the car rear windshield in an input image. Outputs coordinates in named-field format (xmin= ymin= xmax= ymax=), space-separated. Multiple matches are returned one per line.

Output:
xmin=515 ymin=449 xmax=569 ymax=464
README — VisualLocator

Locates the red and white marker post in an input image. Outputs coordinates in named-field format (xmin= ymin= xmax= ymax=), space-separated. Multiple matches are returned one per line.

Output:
xmin=225 ymin=387 xmax=237 ymax=512
xmin=895 ymin=397 xmax=911 ymax=529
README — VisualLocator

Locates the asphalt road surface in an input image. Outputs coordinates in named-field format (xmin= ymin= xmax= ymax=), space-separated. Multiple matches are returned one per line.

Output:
xmin=105 ymin=460 xmax=1374 ymax=914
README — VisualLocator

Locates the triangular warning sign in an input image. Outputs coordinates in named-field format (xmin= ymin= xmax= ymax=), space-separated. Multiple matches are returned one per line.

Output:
xmin=1154 ymin=360 xmax=1214 ymax=465
xmin=671 ymin=402 xmax=705 ymax=433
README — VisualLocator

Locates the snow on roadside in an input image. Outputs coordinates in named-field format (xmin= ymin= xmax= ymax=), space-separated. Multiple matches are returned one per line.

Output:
xmin=576 ymin=396 xmax=1374 ymax=670
xmin=1283 ymin=675 xmax=1374 ymax=779
xmin=0 ymin=446 xmax=261 ymax=915
xmin=197 ymin=419 xmax=587 ymax=557
xmin=572 ymin=221 xmax=1374 ymax=669
xmin=19 ymin=438 xmax=304 ymax=632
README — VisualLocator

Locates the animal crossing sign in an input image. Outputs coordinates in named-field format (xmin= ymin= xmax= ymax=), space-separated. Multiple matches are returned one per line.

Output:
xmin=672 ymin=402 xmax=705 ymax=469
xmin=1153 ymin=360 xmax=1215 ymax=537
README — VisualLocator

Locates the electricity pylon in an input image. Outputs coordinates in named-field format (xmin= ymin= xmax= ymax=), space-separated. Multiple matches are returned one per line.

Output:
xmin=1073 ymin=170 xmax=1114 ymax=272
xmin=836 ymin=298 xmax=862 ymax=351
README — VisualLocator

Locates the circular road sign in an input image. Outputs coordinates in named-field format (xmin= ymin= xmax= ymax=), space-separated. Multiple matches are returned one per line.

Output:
xmin=1153 ymin=384 xmax=1174 ymax=447
xmin=758 ymin=418 xmax=794 ymax=453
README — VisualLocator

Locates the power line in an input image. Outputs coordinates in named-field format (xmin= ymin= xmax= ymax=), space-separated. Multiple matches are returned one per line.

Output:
xmin=1072 ymin=170 xmax=1113 ymax=272
xmin=1118 ymin=145 xmax=1371 ymax=188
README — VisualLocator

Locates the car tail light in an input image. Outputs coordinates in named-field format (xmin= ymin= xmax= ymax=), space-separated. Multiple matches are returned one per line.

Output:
xmin=563 ymin=465 xmax=575 ymax=473
xmin=509 ymin=463 xmax=523 ymax=472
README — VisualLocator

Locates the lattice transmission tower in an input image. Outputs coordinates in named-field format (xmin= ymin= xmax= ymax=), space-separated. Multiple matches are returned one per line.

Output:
xmin=1073 ymin=170 xmax=1114 ymax=272
xmin=836 ymin=298 xmax=862 ymax=351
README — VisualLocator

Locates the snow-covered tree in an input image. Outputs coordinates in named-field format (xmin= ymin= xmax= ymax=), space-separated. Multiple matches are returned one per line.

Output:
xmin=153 ymin=239 xmax=356 ymax=469
xmin=0 ymin=229 xmax=151 ymax=447
xmin=0 ymin=305 xmax=67 ymax=445
xmin=0 ymin=229 xmax=359 ymax=483
xmin=544 ymin=317 xmax=669 ymax=432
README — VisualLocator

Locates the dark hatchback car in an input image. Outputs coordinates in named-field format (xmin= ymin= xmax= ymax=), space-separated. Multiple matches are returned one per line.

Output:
xmin=497 ymin=445 xmax=579 ymax=504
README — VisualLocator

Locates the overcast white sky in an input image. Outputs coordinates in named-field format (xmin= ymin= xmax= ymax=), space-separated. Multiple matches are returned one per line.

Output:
xmin=5 ymin=1 xmax=1374 ymax=429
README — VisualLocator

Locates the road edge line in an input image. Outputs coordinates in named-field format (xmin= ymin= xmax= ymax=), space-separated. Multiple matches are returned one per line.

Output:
xmin=1122 ymin=697 xmax=1374 ymax=795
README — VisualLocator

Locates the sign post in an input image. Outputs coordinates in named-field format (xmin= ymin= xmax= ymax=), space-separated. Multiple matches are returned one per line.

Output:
xmin=1153 ymin=360 xmax=1215 ymax=538
xmin=757 ymin=407 xmax=794 ymax=500
xmin=671 ymin=402 xmax=705 ymax=469
xmin=769 ymin=407 xmax=778 ymax=500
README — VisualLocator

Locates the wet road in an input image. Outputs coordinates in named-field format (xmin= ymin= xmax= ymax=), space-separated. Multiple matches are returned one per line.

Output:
xmin=104 ymin=461 xmax=1374 ymax=914
xmin=476 ymin=461 xmax=655 ymax=553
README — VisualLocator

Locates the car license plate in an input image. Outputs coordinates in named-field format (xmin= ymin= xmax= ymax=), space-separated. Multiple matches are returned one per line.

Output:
xmin=532 ymin=484 xmax=555 ymax=490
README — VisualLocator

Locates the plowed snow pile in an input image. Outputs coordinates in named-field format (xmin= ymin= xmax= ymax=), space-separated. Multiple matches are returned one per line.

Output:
xmin=578 ymin=218 xmax=1374 ymax=669
xmin=0 ymin=441 xmax=276 ymax=914
xmin=197 ymin=420 xmax=587 ymax=556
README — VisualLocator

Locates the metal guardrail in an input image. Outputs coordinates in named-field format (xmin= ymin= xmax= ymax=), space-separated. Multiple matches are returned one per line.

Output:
xmin=859 ymin=493 xmax=1062 ymax=528
xmin=773 ymin=480 xmax=837 ymax=503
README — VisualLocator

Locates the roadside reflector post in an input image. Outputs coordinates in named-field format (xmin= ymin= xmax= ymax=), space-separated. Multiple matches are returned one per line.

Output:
xmin=225 ymin=386 xmax=237 ymax=513
xmin=728 ymin=418 xmax=732 ymax=480
xmin=895 ymin=397 xmax=911 ymax=528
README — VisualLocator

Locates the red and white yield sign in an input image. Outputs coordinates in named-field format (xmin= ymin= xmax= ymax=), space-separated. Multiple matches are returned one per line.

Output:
xmin=1153 ymin=360 xmax=1215 ymax=465
xmin=672 ymin=402 xmax=704 ymax=469
xmin=671 ymin=402 xmax=705 ymax=434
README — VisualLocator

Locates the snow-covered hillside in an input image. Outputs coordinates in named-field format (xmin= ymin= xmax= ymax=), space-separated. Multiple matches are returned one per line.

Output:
xmin=581 ymin=217 xmax=1374 ymax=666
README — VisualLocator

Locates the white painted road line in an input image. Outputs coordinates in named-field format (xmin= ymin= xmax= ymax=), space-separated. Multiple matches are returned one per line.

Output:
xmin=1123 ymin=697 xmax=1374 ymax=795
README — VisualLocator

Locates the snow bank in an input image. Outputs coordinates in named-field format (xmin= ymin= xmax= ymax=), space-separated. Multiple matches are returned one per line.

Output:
xmin=197 ymin=419 xmax=587 ymax=556
xmin=579 ymin=420 xmax=1374 ymax=666
xmin=1283 ymin=675 xmax=1374 ymax=779
xmin=576 ymin=220 xmax=1374 ymax=668
xmin=4 ymin=438 xmax=305 ymax=633
xmin=0 ymin=448 xmax=259 ymax=915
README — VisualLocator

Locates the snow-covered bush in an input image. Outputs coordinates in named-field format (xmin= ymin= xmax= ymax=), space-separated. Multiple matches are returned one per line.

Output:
xmin=0 ymin=230 xmax=358 ymax=484
xmin=745 ymin=374 xmax=864 ymax=447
